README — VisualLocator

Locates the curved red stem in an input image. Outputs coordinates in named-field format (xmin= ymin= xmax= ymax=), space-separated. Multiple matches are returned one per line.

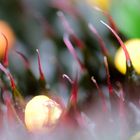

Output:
xmin=101 ymin=20 xmax=131 ymax=67
xmin=88 ymin=23 xmax=109 ymax=56
xmin=0 ymin=63 xmax=16 ymax=90
xmin=36 ymin=49 xmax=45 ymax=80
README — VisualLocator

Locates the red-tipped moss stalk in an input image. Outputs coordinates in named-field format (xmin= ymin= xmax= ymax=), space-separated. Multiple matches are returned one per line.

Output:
xmin=1 ymin=33 xmax=9 ymax=67
xmin=91 ymin=76 xmax=107 ymax=112
xmin=100 ymin=20 xmax=133 ymax=72
xmin=104 ymin=56 xmax=113 ymax=95
xmin=16 ymin=51 xmax=30 ymax=69
xmin=36 ymin=49 xmax=45 ymax=81
xmin=63 ymin=34 xmax=85 ymax=71
xmin=88 ymin=23 xmax=109 ymax=56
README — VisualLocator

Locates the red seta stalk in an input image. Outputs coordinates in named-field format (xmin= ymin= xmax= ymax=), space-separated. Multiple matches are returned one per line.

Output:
xmin=94 ymin=7 xmax=118 ymax=33
xmin=36 ymin=49 xmax=45 ymax=81
xmin=57 ymin=11 xmax=85 ymax=50
xmin=88 ymin=23 xmax=109 ymax=56
xmin=0 ymin=64 xmax=25 ymax=119
xmin=3 ymin=90 xmax=16 ymax=124
xmin=57 ymin=11 xmax=74 ymax=35
xmin=0 ymin=63 xmax=16 ymax=90
xmin=62 ymin=73 xmax=78 ymax=108
xmin=63 ymin=34 xmax=85 ymax=71
xmin=100 ymin=20 xmax=132 ymax=69
xmin=104 ymin=56 xmax=113 ymax=95
xmin=63 ymin=74 xmax=74 ymax=84
xmin=69 ymin=75 xmax=78 ymax=109
xmin=91 ymin=76 xmax=107 ymax=112
xmin=16 ymin=51 xmax=30 ymax=69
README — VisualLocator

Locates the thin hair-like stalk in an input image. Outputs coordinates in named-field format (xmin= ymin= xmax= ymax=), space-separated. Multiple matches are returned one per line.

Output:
xmin=88 ymin=23 xmax=109 ymax=56
xmin=91 ymin=76 xmax=107 ymax=112
xmin=36 ymin=49 xmax=45 ymax=81
xmin=100 ymin=20 xmax=132 ymax=69
xmin=63 ymin=34 xmax=85 ymax=71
